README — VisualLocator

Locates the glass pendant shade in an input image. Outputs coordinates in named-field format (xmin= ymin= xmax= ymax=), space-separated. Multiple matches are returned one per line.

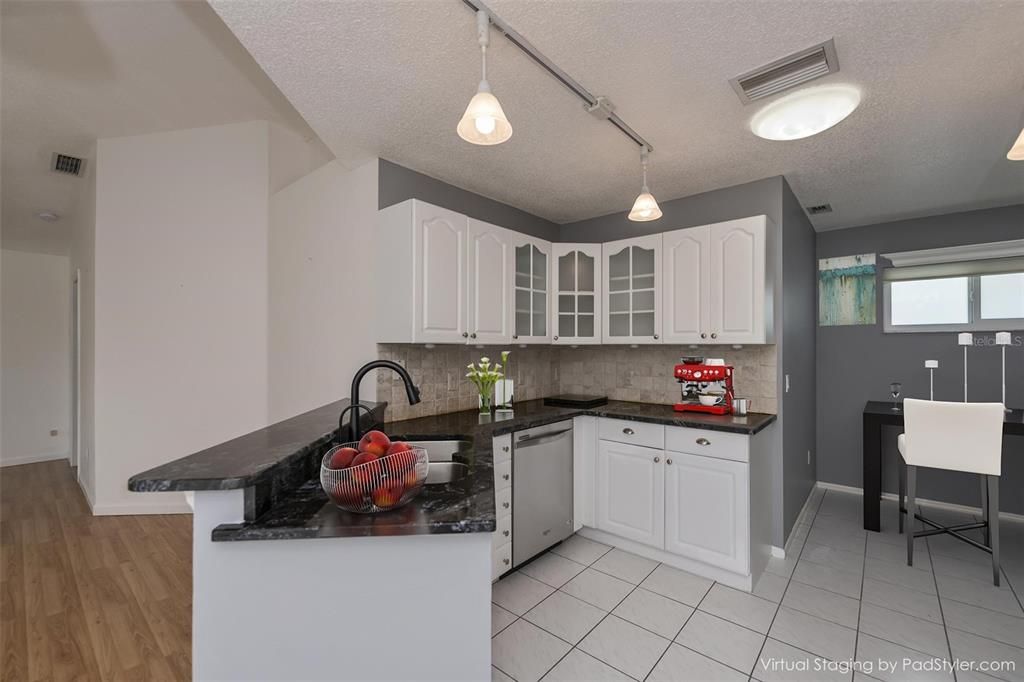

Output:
xmin=457 ymin=81 xmax=512 ymax=145
xmin=1008 ymin=127 xmax=1024 ymax=161
xmin=628 ymin=187 xmax=663 ymax=222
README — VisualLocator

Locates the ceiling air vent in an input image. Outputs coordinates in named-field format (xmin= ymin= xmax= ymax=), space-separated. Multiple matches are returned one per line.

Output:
xmin=51 ymin=152 xmax=85 ymax=177
xmin=730 ymin=39 xmax=840 ymax=105
xmin=805 ymin=203 xmax=833 ymax=215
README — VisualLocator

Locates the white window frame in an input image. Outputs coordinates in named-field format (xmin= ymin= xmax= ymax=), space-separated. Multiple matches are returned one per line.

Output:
xmin=883 ymin=273 xmax=1024 ymax=333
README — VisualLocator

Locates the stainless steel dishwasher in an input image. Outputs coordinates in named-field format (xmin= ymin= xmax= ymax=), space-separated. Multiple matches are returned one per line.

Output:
xmin=512 ymin=420 xmax=574 ymax=567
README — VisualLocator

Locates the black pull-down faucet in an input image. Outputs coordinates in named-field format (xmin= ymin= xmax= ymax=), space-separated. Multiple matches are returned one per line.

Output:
xmin=346 ymin=360 xmax=421 ymax=441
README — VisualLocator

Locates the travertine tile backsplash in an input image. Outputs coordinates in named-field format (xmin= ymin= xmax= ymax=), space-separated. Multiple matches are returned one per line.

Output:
xmin=377 ymin=344 xmax=777 ymax=421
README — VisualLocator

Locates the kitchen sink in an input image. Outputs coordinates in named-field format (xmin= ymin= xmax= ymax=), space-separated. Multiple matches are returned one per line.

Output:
xmin=405 ymin=439 xmax=472 ymax=463
xmin=425 ymin=462 xmax=469 ymax=485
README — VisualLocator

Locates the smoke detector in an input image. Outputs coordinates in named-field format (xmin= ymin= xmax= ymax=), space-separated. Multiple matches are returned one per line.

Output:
xmin=730 ymin=39 xmax=840 ymax=105
xmin=51 ymin=153 xmax=86 ymax=177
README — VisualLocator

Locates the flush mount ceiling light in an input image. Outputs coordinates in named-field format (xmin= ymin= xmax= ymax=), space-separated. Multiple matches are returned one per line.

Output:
xmin=35 ymin=211 xmax=60 ymax=222
xmin=750 ymin=84 xmax=861 ymax=141
xmin=628 ymin=148 xmax=662 ymax=222
xmin=1008 ymin=126 xmax=1024 ymax=161
xmin=457 ymin=10 xmax=512 ymax=145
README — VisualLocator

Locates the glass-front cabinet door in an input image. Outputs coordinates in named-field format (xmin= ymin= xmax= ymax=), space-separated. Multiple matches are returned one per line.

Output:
xmin=552 ymin=243 xmax=602 ymax=344
xmin=602 ymin=234 xmax=662 ymax=344
xmin=512 ymin=236 xmax=551 ymax=343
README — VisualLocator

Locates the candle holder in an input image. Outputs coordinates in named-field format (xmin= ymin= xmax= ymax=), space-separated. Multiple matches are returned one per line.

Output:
xmin=925 ymin=360 xmax=938 ymax=400
xmin=958 ymin=333 xmax=973 ymax=402
xmin=997 ymin=332 xmax=1011 ymax=412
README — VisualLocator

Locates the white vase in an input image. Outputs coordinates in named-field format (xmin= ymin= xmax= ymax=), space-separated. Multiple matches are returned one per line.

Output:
xmin=494 ymin=380 xmax=514 ymax=412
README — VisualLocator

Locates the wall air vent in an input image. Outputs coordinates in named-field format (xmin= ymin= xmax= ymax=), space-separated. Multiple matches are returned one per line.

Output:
xmin=730 ymin=39 xmax=840 ymax=105
xmin=805 ymin=203 xmax=833 ymax=215
xmin=51 ymin=153 xmax=85 ymax=177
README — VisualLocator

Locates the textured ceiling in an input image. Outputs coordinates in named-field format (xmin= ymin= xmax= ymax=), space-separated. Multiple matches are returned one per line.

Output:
xmin=0 ymin=0 xmax=330 ymax=254
xmin=211 ymin=0 xmax=1024 ymax=230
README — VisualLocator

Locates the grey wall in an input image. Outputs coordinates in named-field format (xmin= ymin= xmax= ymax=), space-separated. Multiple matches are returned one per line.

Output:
xmin=558 ymin=177 xmax=783 ymax=243
xmin=816 ymin=204 xmax=1024 ymax=514
xmin=781 ymin=180 xmax=818 ymax=537
xmin=378 ymin=159 xmax=560 ymax=242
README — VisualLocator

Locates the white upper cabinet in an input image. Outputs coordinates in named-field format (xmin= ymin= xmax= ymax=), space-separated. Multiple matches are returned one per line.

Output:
xmin=552 ymin=244 xmax=602 ymax=344
xmin=709 ymin=216 xmax=767 ymax=344
xmin=412 ymin=202 xmax=468 ymax=344
xmin=511 ymin=234 xmax=551 ymax=344
xmin=467 ymin=219 xmax=512 ymax=344
xmin=663 ymin=227 xmax=710 ymax=344
xmin=602 ymin=234 xmax=662 ymax=344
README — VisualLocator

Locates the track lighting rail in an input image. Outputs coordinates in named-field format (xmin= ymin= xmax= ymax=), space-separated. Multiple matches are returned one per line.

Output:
xmin=461 ymin=0 xmax=654 ymax=152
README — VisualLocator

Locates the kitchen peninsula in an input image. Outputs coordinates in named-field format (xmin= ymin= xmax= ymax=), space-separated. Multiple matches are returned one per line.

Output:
xmin=130 ymin=398 xmax=775 ymax=681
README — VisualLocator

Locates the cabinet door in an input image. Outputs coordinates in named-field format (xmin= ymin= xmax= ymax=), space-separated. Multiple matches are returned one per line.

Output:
xmin=467 ymin=219 xmax=511 ymax=344
xmin=663 ymin=226 xmax=710 ymax=344
xmin=552 ymin=243 xmax=602 ymax=344
xmin=708 ymin=217 xmax=766 ymax=344
xmin=664 ymin=451 xmax=749 ymax=574
xmin=596 ymin=440 xmax=664 ymax=548
xmin=413 ymin=203 xmax=467 ymax=343
xmin=602 ymin=234 xmax=662 ymax=344
xmin=512 ymin=236 xmax=551 ymax=343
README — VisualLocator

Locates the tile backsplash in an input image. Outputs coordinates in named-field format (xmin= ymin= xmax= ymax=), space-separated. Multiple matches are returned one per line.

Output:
xmin=377 ymin=343 xmax=778 ymax=421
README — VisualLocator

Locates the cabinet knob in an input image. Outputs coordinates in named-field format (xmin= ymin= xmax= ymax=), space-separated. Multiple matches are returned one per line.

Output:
xmin=470 ymin=332 xmax=477 ymax=339
xmin=667 ymin=458 xmax=673 ymax=465
xmin=502 ymin=474 xmax=510 ymax=481
xmin=512 ymin=335 xmax=519 ymax=340
xmin=553 ymin=335 xmax=559 ymax=341
xmin=502 ymin=502 xmax=510 ymax=509
xmin=711 ymin=333 xmax=718 ymax=339
xmin=503 ymin=558 xmax=510 ymax=565
xmin=654 ymin=456 xmax=661 ymax=463
xmin=700 ymin=333 xmax=707 ymax=339
xmin=503 ymin=530 xmax=510 ymax=537
xmin=623 ymin=427 xmax=635 ymax=435
xmin=654 ymin=334 xmax=659 ymax=340
xmin=462 ymin=332 xmax=469 ymax=338
xmin=502 ymin=446 xmax=509 ymax=452
xmin=696 ymin=438 xmax=711 ymax=446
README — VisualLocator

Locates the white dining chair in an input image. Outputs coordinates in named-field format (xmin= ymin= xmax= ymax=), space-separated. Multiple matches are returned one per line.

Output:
xmin=898 ymin=398 xmax=1005 ymax=585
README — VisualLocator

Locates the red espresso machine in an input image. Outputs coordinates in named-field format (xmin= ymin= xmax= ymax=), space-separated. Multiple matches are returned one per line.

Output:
xmin=673 ymin=358 xmax=735 ymax=415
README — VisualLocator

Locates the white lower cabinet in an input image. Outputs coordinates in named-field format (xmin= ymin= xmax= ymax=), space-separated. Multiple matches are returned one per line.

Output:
xmin=596 ymin=440 xmax=664 ymax=549
xmin=664 ymin=451 xmax=749 ymax=574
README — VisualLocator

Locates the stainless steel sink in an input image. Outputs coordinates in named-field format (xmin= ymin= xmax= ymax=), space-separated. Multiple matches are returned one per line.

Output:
xmin=406 ymin=439 xmax=471 ymax=463
xmin=425 ymin=462 xmax=469 ymax=485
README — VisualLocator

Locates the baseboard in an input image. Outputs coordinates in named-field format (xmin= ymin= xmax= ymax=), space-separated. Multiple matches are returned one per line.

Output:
xmin=77 ymin=476 xmax=96 ymax=511
xmin=90 ymin=499 xmax=193 ymax=516
xmin=771 ymin=546 xmax=786 ymax=559
xmin=816 ymin=481 xmax=1024 ymax=523
xmin=0 ymin=451 xmax=70 ymax=468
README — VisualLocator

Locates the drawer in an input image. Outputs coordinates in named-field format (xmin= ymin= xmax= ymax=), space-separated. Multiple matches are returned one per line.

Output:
xmin=492 ymin=542 xmax=512 ymax=580
xmin=496 ymin=487 xmax=512 ymax=517
xmin=599 ymin=418 xmax=664 ymax=450
xmin=493 ymin=514 xmax=512 ymax=546
xmin=495 ymin=459 xmax=512 ymax=490
xmin=493 ymin=434 xmax=512 ymax=464
xmin=665 ymin=426 xmax=749 ymax=463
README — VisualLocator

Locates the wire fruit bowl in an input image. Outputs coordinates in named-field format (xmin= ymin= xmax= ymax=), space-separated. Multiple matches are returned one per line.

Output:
xmin=320 ymin=442 xmax=428 ymax=514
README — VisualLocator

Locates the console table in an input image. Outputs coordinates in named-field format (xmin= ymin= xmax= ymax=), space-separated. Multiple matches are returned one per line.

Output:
xmin=862 ymin=400 xmax=1024 ymax=531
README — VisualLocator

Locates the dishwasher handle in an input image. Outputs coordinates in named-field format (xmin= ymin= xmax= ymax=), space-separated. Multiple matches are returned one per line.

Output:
xmin=515 ymin=427 xmax=573 ymax=449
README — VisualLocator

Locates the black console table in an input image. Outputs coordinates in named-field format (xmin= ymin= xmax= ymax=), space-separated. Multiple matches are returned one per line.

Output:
xmin=862 ymin=400 xmax=1024 ymax=531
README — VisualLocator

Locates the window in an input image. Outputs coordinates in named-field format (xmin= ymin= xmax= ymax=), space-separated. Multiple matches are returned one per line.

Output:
xmin=884 ymin=270 xmax=1024 ymax=332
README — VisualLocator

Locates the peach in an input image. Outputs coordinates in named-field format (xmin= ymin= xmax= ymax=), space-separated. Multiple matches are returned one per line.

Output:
xmin=350 ymin=451 xmax=382 ymax=484
xmin=358 ymin=430 xmax=391 ymax=457
xmin=328 ymin=446 xmax=359 ymax=470
xmin=385 ymin=442 xmax=416 ymax=471
xmin=402 ymin=467 xmax=419 ymax=490
xmin=371 ymin=482 xmax=404 ymax=509
xmin=331 ymin=479 xmax=364 ymax=507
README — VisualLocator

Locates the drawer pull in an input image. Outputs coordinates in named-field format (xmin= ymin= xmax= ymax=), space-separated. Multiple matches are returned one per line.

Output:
xmin=503 ymin=530 xmax=510 ymax=537
xmin=623 ymin=427 xmax=635 ymax=436
xmin=696 ymin=438 xmax=711 ymax=446
xmin=502 ymin=502 xmax=510 ymax=509
xmin=503 ymin=558 xmax=510 ymax=565
xmin=502 ymin=474 xmax=510 ymax=481
xmin=653 ymin=456 xmax=661 ymax=463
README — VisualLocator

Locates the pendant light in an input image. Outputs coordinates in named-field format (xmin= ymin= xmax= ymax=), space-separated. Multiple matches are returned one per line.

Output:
xmin=628 ymin=147 xmax=663 ymax=222
xmin=457 ymin=10 xmax=512 ymax=145
xmin=1008 ymin=126 xmax=1024 ymax=161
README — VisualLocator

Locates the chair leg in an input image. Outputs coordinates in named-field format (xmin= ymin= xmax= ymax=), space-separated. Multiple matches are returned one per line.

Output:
xmin=981 ymin=476 xmax=990 ymax=546
xmin=898 ymin=458 xmax=906 ymax=534
xmin=988 ymin=475 xmax=1000 ymax=587
xmin=906 ymin=465 xmax=917 ymax=567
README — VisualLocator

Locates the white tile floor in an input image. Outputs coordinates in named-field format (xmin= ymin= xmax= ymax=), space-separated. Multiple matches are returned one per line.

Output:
xmin=491 ymin=488 xmax=1024 ymax=682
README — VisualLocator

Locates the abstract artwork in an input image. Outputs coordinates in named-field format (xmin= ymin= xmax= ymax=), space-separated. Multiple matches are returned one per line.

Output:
xmin=819 ymin=253 xmax=877 ymax=326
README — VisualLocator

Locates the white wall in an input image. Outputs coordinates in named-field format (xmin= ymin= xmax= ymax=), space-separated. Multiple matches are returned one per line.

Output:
xmin=268 ymin=158 xmax=379 ymax=421
xmin=92 ymin=121 xmax=270 ymax=513
xmin=0 ymin=249 xmax=72 ymax=466
xmin=72 ymin=144 xmax=97 ymax=502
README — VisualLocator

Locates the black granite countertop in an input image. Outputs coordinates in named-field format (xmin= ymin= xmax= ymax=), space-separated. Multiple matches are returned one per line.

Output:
xmin=195 ymin=400 xmax=775 ymax=542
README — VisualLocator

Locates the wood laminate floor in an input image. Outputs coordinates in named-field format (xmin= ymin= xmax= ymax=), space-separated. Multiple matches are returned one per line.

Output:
xmin=1 ymin=460 xmax=193 ymax=681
